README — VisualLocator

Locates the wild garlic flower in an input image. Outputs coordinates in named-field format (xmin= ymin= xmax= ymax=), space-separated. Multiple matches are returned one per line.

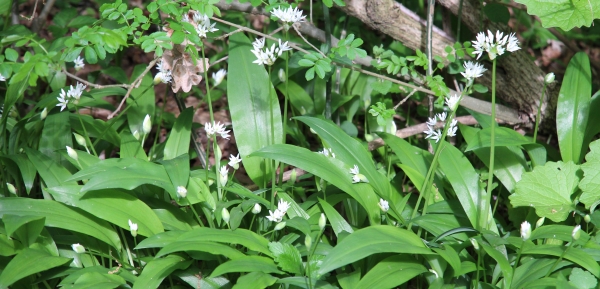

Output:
xmin=447 ymin=119 xmax=458 ymax=137
xmin=204 ymin=121 xmax=231 ymax=139
xmin=0 ymin=73 xmax=6 ymax=81
xmin=212 ymin=69 xmax=227 ymax=86
xmin=378 ymin=198 xmax=389 ymax=213
xmin=445 ymin=94 xmax=460 ymax=112
xmin=271 ymin=6 xmax=306 ymax=25
xmin=424 ymin=126 xmax=442 ymax=143
xmin=544 ymin=72 xmax=555 ymax=84
xmin=56 ymin=82 xmax=86 ymax=111
xmin=461 ymin=61 xmax=487 ymax=80
xmin=218 ymin=165 xmax=229 ymax=187
xmin=72 ymin=243 xmax=85 ymax=253
xmin=252 ymin=203 xmax=261 ymax=214
xmin=177 ymin=186 xmax=187 ymax=198
xmin=74 ymin=56 xmax=85 ymax=71
xmin=472 ymin=30 xmax=520 ymax=60
xmin=436 ymin=112 xmax=447 ymax=122
xmin=319 ymin=148 xmax=335 ymax=158
xmin=142 ymin=114 xmax=152 ymax=135
xmin=267 ymin=199 xmax=290 ymax=223
xmin=520 ymin=221 xmax=531 ymax=241
xmin=350 ymin=165 xmax=368 ymax=183
xmin=572 ymin=225 xmax=581 ymax=240
xmin=66 ymin=146 xmax=78 ymax=160
xmin=250 ymin=38 xmax=291 ymax=66
xmin=228 ymin=153 xmax=242 ymax=169
xmin=154 ymin=60 xmax=172 ymax=84
xmin=128 ymin=219 xmax=138 ymax=237
xmin=193 ymin=12 xmax=218 ymax=38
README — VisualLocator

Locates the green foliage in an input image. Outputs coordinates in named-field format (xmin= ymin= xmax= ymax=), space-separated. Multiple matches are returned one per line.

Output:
xmin=515 ymin=0 xmax=600 ymax=30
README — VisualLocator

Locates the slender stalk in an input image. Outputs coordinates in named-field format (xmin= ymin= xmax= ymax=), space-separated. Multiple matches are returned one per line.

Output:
xmin=268 ymin=66 xmax=276 ymax=208
xmin=117 ymin=227 xmax=135 ymax=268
xmin=545 ymin=242 xmax=573 ymax=277
xmin=75 ymin=107 xmax=98 ymax=156
xmin=533 ymin=82 xmax=548 ymax=143
xmin=201 ymin=44 xmax=215 ymax=124
xmin=185 ymin=196 xmax=204 ymax=227
xmin=483 ymin=59 xmax=497 ymax=231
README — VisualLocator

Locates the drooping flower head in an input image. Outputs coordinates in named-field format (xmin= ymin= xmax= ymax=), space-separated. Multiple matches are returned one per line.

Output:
xmin=472 ymin=30 xmax=520 ymax=60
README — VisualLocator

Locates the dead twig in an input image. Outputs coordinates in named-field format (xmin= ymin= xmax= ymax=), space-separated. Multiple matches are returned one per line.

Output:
xmin=107 ymin=58 xmax=159 ymax=119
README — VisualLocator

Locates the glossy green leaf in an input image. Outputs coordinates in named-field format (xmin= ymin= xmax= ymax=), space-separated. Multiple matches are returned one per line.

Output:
xmin=412 ymin=214 xmax=470 ymax=242
xmin=210 ymin=256 xmax=283 ymax=277
xmin=556 ymin=52 xmax=591 ymax=164
xmin=135 ymin=231 xmax=183 ymax=249
xmin=0 ymin=248 xmax=71 ymax=288
xmin=119 ymin=132 xmax=147 ymax=159
xmin=479 ymin=241 xmax=512 ymax=288
xmin=522 ymin=243 xmax=600 ymax=277
xmin=3 ymin=215 xmax=45 ymax=247
xmin=433 ymin=246 xmax=462 ymax=277
xmin=522 ymin=143 xmax=547 ymax=168
xmin=510 ymin=161 xmax=579 ymax=222
xmin=582 ymin=91 xmax=600 ymax=154
xmin=317 ymin=226 xmax=432 ymax=276
xmin=25 ymin=147 xmax=75 ymax=188
xmin=3 ymin=154 xmax=36 ymax=194
xmin=276 ymin=80 xmax=315 ymax=115
xmin=164 ymin=107 xmax=193 ymax=159
xmin=0 ymin=198 xmax=121 ymax=250
xmin=251 ymin=144 xmax=381 ymax=224
xmin=39 ymin=112 xmax=72 ymax=165
xmin=355 ymin=255 xmax=427 ymax=289
xmin=277 ymin=193 xmax=309 ymax=220
xmin=512 ymin=258 xmax=572 ymax=289
xmin=160 ymin=154 xmax=190 ymax=198
xmin=231 ymin=272 xmax=277 ymax=289
xmin=461 ymin=124 xmax=527 ymax=193
xmin=319 ymin=198 xmax=353 ymax=237
xmin=68 ymin=271 xmax=126 ymax=288
xmin=579 ymin=139 xmax=600 ymax=208
xmin=296 ymin=116 xmax=390 ymax=200
xmin=530 ymin=225 xmax=581 ymax=242
xmin=465 ymin=127 xmax=532 ymax=151
xmin=132 ymin=255 xmax=191 ymax=289
xmin=228 ymin=33 xmax=282 ymax=186
xmin=569 ymin=268 xmax=597 ymax=289
xmin=514 ymin=0 xmax=600 ymax=30
xmin=157 ymin=240 xmax=246 ymax=259
xmin=174 ymin=267 xmax=232 ymax=289
xmin=269 ymin=242 xmax=303 ymax=275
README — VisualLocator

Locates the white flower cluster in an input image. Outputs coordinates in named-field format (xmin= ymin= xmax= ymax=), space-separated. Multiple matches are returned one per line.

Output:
xmin=205 ymin=121 xmax=230 ymax=139
xmin=319 ymin=148 xmax=335 ymax=158
xmin=154 ymin=60 xmax=172 ymax=84
xmin=461 ymin=61 xmax=487 ymax=80
xmin=56 ymin=82 xmax=86 ymax=111
xmin=212 ymin=69 xmax=227 ymax=86
xmin=424 ymin=110 xmax=458 ymax=143
xmin=271 ymin=6 xmax=306 ymax=25
xmin=251 ymin=38 xmax=292 ymax=66
xmin=228 ymin=153 xmax=241 ymax=169
xmin=192 ymin=12 xmax=218 ymax=38
xmin=350 ymin=165 xmax=368 ymax=183
xmin=378 ymin=198 xmax=389 ymax=212
xmin=74 ymin=56 xmax=85 ymax=71
xmin=267 ymin=199 xmax=290 ymax=223
xmin=472 ymin=30 xmax=520 ymax=60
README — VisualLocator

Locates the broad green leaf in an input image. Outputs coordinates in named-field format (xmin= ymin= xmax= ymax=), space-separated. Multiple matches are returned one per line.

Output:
xmin=319 ymin=198 xmax=353 ymax=237
xmin=579 ymin=139 xmax=600 ymax=208
xmin=515 ymin=0 xmax=600 ymax=30
xmin=522 ymin=243 xmax=600 ymax=277
xmin=277 ymin=193 xmax=309 ymax=220
xmin=512 ymin=258 xmax=572 ymax=289
xmin=69 ymin=114 xmax=120 ymax=147
xmin=276 ymin=80 xmax=315 ymax=115
xmin=3 ymin=215 xmax=45 ymax=247
xmin=251 ymin=144 xmax=381 ymax=224
xmin=437 ymin=142 xmax=488 ymax=229
xmin=25 ymin=147 xmax=75 ymax=187
xmin=3 ymin=154 xmax=36 ymax=194
xmin=0 ymin=198 xmax=121 ymax=250
xmin=69 ymin=271 xmax=127 ymax=288
xmin=569 ymin=268 xmax=597 ymax=289
xmin=160 ymin=154 xmax=190 ymax=200
xmin=127 ymin=65 xmax=155 ymax=138
xmin=132 ymin=255 xmax=191 ymax=289
xmin=296 ymin=117 xmax=391 ymax=200
xmin=39 ymin=112 xmax=72 ymax=165
xmin=461 ymin=124 xmax=527 ymax=193
xmin=119 ymin=132 xmax=147 ymax=159
xmin=268 ymin=242 xmax=303 ymax=275
xmin=479 ymin=241 xmax=512 ymax=288
xmin=355 ymin=255 xmax=427 ymax=289
xmin=160 ymin=227 xmax=272 ymax=257
xmin=164 ymin=107 xmax=193 ymax=159
xmin=277 ymin=277 xmax=337 ymax=289
xmin=510 ymin=161 xmax=579 ymax=222
xmin=556 ymin=52 xmax=591 ymax=164
xmin=465 ymin=127 xmax=532 ymax=151
xmin=582 ymin=91 xmax=600 ymax=154
xmin=228 ymin=33 xmax=282 ymax=186
xmin=231 ymin=272 xmax=277 ymax=289
xmin=3 ymin=76 xmax=30 ymax=125
xmin=433 ymin=246 xmax=462 ymax=277
xmin=521 ymin=277 xmax=577 ymax=289
xmin=284 ymin=217 xmax=312 ymax=237
xmin=530 ymin=225 xmax=582 ymax=242
xmin=174 ymin=267 xmax=232 ymax=289
xmin=412 ymin=214 xmax=470 ymax=242
xmin=135 ymin=231 xmax=184 ymax=249
xmin=58 ymin=266 xmax=129 ymax=287
xmin=156 ymin=241 xmax=246 ymax=260
xmin=0 ymin=248 xmax=71 ymax=288
xmin=210 ymin=256 xmax=283 ymax=277
xmin=74 ymin=188 xmax=164 ymax=237
xmin=317 ymin=226 xmax=432 ymax=276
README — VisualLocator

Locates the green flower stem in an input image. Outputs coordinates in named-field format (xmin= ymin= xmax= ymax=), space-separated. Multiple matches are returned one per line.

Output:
xmin=117 ymin=227 xmax=135 ymax=268
xmin=511 ymin=242 xmax=525 ymax=281
xmin=533 ymin=82 xmax=548 ymax=143
xmin=483 ymin=59 xmax=497 ymax=231
xmin=306 ymin=228 xmax=325 ymax=289
xmin=150 ymin=86 xmax=169 ymax=160
xmin=75 ymin=107 xmax=98 ymax=156
xmin=268 ymin=66 xmax=276 ymax=208
xmin=132 ymin=236 xmax=142 ymax=268
xmin=200 ymin=44 xmax=214 ymax=124
xmin=545 ymin=241 xmax=574 ymax=277
xmin=185 ymin=196 xmax=204 ymax=227
xmin=202 ymin=207 xmax=216 ymax=228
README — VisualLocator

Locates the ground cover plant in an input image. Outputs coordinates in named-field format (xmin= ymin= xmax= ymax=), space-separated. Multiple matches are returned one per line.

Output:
xmin=1 ymin=0 xmax=600 ymax=288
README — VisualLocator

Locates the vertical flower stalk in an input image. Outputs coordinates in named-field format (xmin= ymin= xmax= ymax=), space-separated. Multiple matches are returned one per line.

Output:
xmin=533 ymin=73 xmax=555 ymax=143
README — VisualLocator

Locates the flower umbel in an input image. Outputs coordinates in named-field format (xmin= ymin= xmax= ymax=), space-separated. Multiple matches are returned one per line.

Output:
xmin=271 ymin=6 xmax=306 ymax=25
xmin=74 ymin=56 xmax=85 ymax=71
xmin=56 ymin=82 xmax=87 ymax=111
xmin=250 ymin=38 xmax=291 ymax=66
xmin=350 ymin=165 xmax=368 ymax=183
xmin=193 ymin=12 xmax=218 ymax=38
xmin=266 ymin=199 xmax=290 ymax=223
xmin=445 ymin=94 xmax=461 ymax=112
xmin=461 ymin=61 xmax=487 ymax=80
xmin=154 ymin=60 xmax=172 ymax=84
xmin=205 ymin=121 xmax=231 ymax=139
xmin=472 ymin=30 xmax=520 ymax=60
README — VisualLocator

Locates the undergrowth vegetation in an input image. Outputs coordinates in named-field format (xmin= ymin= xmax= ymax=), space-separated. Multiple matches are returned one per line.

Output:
xmin=1 ymin=0 xmax=600 ymax=288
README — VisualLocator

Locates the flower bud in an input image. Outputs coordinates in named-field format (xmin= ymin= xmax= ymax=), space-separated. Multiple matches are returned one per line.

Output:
xmin=132 ymin=130 xmax=140 ymax=140
xmin=6 ymin=183 xmax=16 ymax=195
xmin=290 ymin=169 xmax=297 ymax=184
xmin=274 ymin=221 xmax=286 ymax=231
xmin=318 ymin=213 xmax=326 ymax=231
xmin=177 ymin=186 xmax=187 ymax=198
xmin=142 ymin=114 xmax=152 ymax=135
xmin=218 ymin=166 xmax=229 ymax=187
xmin=278 ymin=68 xmax=286 ymax=83
xmin=469 ymin=238 xmax=479 ymax=251
xmin=378 ymin=198 xmax=389 ymax=213
xmin=584 ymin=214 xmax=591 ymax=223
xmin=72 ymin=243 xmax=85 ymax=253
xmin=73 ymin=133 xmax=86 ymax=147
xmin=128 ymin=219 xmax=138 ymax=237
xmin=520 ymin=221 xmax=531 ymax=241
xmin=252 ymin=203 xmax=261 ymax=214
xmin=40 ymin=107 xmax=48 ymax=120
xmin=222 ymin=207 xmax=230 ymax=224
xmin=66 ymin=146 xmax=78 ymax=161
xmin=544 ymin=72 xmax=555 ymax=84
xmin=572 ymin=225 xmax=581 ymax=241
xmin=304 ymin=235 xmax=312 ymax=248
xmin=535 ymin=217 xmax=545 ymax=229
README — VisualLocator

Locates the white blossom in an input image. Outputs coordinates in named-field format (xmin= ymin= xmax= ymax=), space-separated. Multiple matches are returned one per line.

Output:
xmin=128 ymin=219 xmax=138 ymax=237
xmin=445 ymin=94 xmax=460 ymax=112
xmin=205 ymin=121 xmax=231 ymax=139
xmin=572 ymin=225 xmax=581 ymax=240
xmin=266 ymin=199 xmax=290 ymax=223
xmin=447 ymin=119 xmax=458 ymax=137
xmin=271 ymin=6 xmax=306 ymax=25
xmin=424 ymin=127 xmax=442 ymax=143
xmin=177 ymin=186 xmax=187 ymax=198
xmin=436 ymin=112 xmax=447 ymax=122
xmin=0 ymin=73 xmax=6 ymax=81
xmin=212 ymin=69 xmax=227 ymax=86
xmin=218 ymin=165 xmax=229 ymax=187
xmin=426 ymin=117 xmax=437 ymax=127
xmin=154 ymin=60 xmax=172 ymax=84
xmin=544 ymin=72 xmax=555 ymax=84
xmin=349 ymin=165 xmax=368 ymax=183
xmin=142 ymin=114 xmax=152 ymax=135
xmin=228 ymin=153 xmax=242 ymax=169
xmin=378 ymin=198 xmax=389 ymax=212
xmin=520 ymin=221 xmax=531 ymax=241
xmin=319 ymin=148 xmax=335 ymax=158
xmin=57 ymin=89 xmax=69 ymax=111
xmin=251 ymin=38 xmax=290 ymax=66
xmin=74 ymin=56 xmax=85 ymax=71
xmin=72 ymin=243 xmax=85 ymax=253
xmin=252 ymin=203 xmax=261 ymax=214
xmin=461 ymin=61 xmax=487 ymax=80
xmin=472 ymin=30 xmax=520 ymax=60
